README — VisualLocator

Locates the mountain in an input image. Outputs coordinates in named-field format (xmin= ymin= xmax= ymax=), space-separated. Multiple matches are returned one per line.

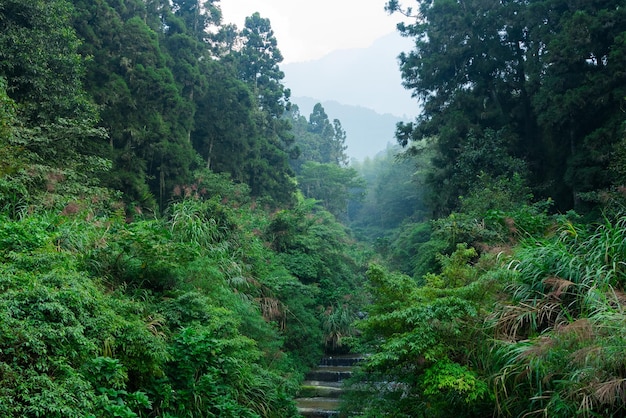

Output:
xmin=291 ymin=97 xmax=408 ymax=162
xmin=282 ymin=31 xmax=419 ymax=119
xmin=282 ymin=32 xmax=420 ymax=161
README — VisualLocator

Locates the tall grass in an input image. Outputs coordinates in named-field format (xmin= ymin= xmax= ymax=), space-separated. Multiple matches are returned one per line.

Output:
xmin=490 ymin=214 xmax=626 ymax=417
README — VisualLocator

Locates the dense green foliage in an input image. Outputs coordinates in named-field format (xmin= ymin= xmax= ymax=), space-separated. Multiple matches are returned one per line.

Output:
xmin=287 ymin=104 xmax=349 ymax=172
xmin=2 ymin=0 xmax=626 ymax=416
xmin=387 ymin=0 xmax=626 ymax=215
xmin=286 ymin=104 xmax=363 ymax=220
xmin=0 ymin=166 xmax=366 ymax=416
xmin=70 ymin=0 xmax=296 ymax=209
xmin=339 ymin=1 xmax=626 ymax=415
xmin=346 ymin=202 xmax=626 ymax=417
xmin=0 ymin=1 xmax=368 ymax=416
xmin=349 ymin=144 xmax=431 ymax=239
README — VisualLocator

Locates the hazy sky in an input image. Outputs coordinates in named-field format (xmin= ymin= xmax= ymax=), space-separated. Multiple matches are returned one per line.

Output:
xmin=219 ymin=0 xmax=406 ymax=63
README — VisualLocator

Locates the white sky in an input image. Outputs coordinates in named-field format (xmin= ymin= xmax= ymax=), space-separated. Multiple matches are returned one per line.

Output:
xmin=219 ymin=0 xmax=405 ymax=63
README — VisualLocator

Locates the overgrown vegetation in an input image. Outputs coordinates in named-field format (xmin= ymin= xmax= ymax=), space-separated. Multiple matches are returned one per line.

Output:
xmin=0 ymin=1 xmax=367 ymax=415
xmin=345 ymin=199 xmax=626 ymax=417
xmin=341 ymin=0 xmax=626 ymax=412
xmin=2 ymin=0 xmax=626 ymax=416
xmin=0 ymin=162 xmax=368 ymax=416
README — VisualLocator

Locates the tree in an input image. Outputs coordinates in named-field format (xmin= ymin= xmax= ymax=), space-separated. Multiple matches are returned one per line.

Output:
xmin=228 ymin=12 xmax=296 ymax=205
xmin=308 ymin=103 xmax=334 ymax=139
xmin=528 ymin=0 xmax=626 ymax=209
xmin=298 ymin=162 xmax=365 ymax=220
xmin=387 ymin=0 xmax=626 ymax=214
xmin=170 ymin=0 xmax=221 ymax=42
xmin=287 ymin=103 xmax=350 ymax=173
xmin=72 ymin=0 xmax=200 ymax=210
xmin=387 ymin=0 xmax=533 ymax=215
xmin=0 ymin=0 xmax=113 ymax=218
xmin=307 ymin=103 xmax=349 ymax=166
xmin=236 ymin=12 xmax=290 ymax=119
xmin=192 ymin=64 xmax=256 ymax=175
xmin=0 ymin=78 xmax=15 ymax=143
xmin=0 ymin=0 xmax=106 ymax=169
xmin=331 ymin=118 xmax=349 ymax=167
xmin=0 ymin=0 xmax=94 ymax=125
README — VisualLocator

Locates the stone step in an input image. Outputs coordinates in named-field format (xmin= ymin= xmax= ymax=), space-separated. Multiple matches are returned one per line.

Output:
xmin=296 ymin=397 xmax=340 ymax=417
xmin=320 ymin=355 xmax=364 ymax=367
xmin=298 ymin=382 xmax=344 ymax=398
xmin=296 ymin=354 xmax=363 ymax=417
xmin=301 ymin=380 xmax=343 ymax=388
xmin=306 ymin=366 xmax=353 ymax=382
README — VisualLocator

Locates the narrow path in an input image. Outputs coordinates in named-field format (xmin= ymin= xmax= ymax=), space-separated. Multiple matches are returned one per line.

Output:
xmin=295 ymin=354 xmax=362 ymax=417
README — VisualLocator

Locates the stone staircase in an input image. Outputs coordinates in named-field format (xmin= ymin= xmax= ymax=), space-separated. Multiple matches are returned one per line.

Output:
xmin=295 ymin=355 xmax=362 ymax=418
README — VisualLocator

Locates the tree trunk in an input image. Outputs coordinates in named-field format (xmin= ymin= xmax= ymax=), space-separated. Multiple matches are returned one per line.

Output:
xmin=207 ymin=137 xmax=214 ymax=169
xmin=571 ymin=128 xmax=579 ymax=209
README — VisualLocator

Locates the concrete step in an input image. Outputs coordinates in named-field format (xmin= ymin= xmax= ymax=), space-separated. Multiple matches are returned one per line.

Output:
xmin=320 ymin=355 xmax=364 ymax=367
xmin=296 ymin=397 xmax=340 ymax=417
xmin=296 ymin=354 xmax=363 ymax=417
xmin=301 ymin=380 xmax=343 ymax=388
xmin=298 ymin=382 xmax=344 ymax=398
xmin=306 ymin=366 xmax=353 ymax=382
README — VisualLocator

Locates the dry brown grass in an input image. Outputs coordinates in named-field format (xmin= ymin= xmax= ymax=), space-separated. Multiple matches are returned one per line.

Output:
xmin=543 ymin=276 xmax=575 ymax=300
xmin=555 ymin=318 xmax=594 ymax=341
xmin=592 ymin=378 xmax=626 ymax=405
xmin=256 ymin=296 xmax=286 ymax=330
xmin=494 ymin=299 xmax=567 ymax=341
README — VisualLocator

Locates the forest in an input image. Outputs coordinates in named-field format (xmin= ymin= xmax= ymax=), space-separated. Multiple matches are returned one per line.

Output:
xmin=0 ymin=0 xmax=625 ymax=417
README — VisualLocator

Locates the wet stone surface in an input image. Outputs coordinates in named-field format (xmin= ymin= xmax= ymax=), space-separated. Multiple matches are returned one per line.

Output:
xmin=295 ymin=355 xmax=362 ymax=417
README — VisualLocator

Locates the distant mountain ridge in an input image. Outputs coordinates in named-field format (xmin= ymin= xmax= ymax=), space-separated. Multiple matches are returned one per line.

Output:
xmin=282 ymin=32 xmax=419 ymax=161
xmin=282 ymin=32 xmax=418 ymax=119
xmin=291 ymin=97 xmax=408 ymax=162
